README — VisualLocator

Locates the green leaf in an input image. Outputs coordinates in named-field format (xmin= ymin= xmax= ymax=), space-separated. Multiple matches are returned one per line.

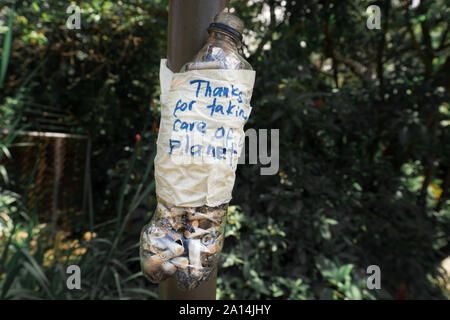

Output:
xmin=0 ymin=5 xmax=14 ymax=88
xmin=349 ymin=285 xmax=362 ymax=300
xmin=1 ymin=250 xmax=21 ymax=299
xmin=0 ymin=165 xmax=9 ymax=184
xmin=122 ymin=288 xmax=158 ymax=299
xmin=32 ymin=2 xmax=40 ymax=12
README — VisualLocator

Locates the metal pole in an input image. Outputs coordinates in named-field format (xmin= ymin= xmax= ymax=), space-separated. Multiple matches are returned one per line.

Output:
xmin=159 ymin=269 xmax=218 ymax=300
xmin=167 ymin=0 xmax=230 ymax=73
xmin=159 ymin=0 xmax=229 ymax=300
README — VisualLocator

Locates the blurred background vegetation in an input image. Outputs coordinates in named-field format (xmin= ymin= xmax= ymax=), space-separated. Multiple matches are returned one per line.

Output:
xmin=0 ymin=0 xmax=449 ymax=300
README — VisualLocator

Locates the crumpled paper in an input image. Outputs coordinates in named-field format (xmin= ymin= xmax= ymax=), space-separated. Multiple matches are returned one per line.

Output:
xmin=155 ymin=59 xmax=256 ymax=207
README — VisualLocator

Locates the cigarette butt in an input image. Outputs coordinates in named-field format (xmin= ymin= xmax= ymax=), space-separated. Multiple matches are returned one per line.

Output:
xmin=190 ymin=220 xmax=199 ymax=228
xmin=161 ymin=237 xmax=184 ymax=256
xmin=202 ymin=242 xmax=217 ymax=255
xmin=171 ymin=257 xmax=189 ymax=270
xmin=188 ymin=211 xmax=209 ymax=221
xmin=142 ymin=255 xmax=164 ymax=275
xmin=185 ymin=227 xmax=210 ymax=239
xmin=161 ymin=261 xmax=177 ymax=275
xmin=172 ymin=244 xmax=184 ymax=256
xmin=203 ymin=234 xmax=224 ymax=254
xmin=149 ymin=235 xmax=168 ymax=251
xmin=159 ymin=249 xmax=175 ymax=259
xmin=189 ymin=239 xmax=203 ymax=277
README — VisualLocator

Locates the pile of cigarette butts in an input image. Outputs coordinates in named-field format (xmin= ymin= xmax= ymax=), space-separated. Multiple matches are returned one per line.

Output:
xmin=140 ymin=202 xmax=227 ymax=290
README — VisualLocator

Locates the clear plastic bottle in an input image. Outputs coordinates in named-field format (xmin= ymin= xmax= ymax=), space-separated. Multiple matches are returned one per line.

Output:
xmin=180 ymin=12 xmax=252 ymax=72
xmin=140 ymin=11 xmax=252 ymax=290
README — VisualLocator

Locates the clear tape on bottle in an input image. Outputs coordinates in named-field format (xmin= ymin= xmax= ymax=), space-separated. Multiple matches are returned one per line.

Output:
xmin=140 ymin=59 xmax=255 ymax=290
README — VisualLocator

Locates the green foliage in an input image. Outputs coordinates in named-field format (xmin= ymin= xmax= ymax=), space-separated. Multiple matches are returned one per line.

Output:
xmin=0 ymin=2 xmax=13 ymax=88
xmin=0 ymin=133 xmax=158 ymax=299
xmin=227 ymin=0 xmax=450 ymax=300
xmin=218 ymin=205 xmax=312 ymax=299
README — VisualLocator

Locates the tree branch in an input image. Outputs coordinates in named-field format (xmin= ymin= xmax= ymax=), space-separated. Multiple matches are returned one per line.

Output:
xmin=250 ymin=21 xmax=284 ymax=62
xmin=405 ymin=8 xmax=433 ymax=76
xmin=438 ymin=23 xmax=449 ymax=50
xmin=321 ymin=1 xmax=370 ymax=82
xmin=377 ymin=2 xmax=390 ymax=97
xmin=332 ymin=51 xmax=371 ymax=81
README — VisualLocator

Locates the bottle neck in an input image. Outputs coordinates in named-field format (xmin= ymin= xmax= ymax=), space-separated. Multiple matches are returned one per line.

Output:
xmin=207 ymin=29 xmax=240 ymax=50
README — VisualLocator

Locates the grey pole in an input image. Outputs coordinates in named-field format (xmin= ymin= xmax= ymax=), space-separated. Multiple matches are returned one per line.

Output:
xmin=159 ymin=0 xmax=229 ymax=300
xmin=167 ymin=0 xmax=230 ymax=72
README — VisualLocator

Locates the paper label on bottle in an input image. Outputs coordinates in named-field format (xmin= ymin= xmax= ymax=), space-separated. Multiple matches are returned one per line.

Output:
xmin=155 ymin=59 xmax=256 ymax=207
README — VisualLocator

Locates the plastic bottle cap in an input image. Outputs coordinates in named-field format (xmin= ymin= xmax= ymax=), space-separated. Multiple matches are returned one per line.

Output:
xmin=214 ymin=11 xmax=244 ymax=35
xmin=209 ymin=11 xmax=244 ymax=42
